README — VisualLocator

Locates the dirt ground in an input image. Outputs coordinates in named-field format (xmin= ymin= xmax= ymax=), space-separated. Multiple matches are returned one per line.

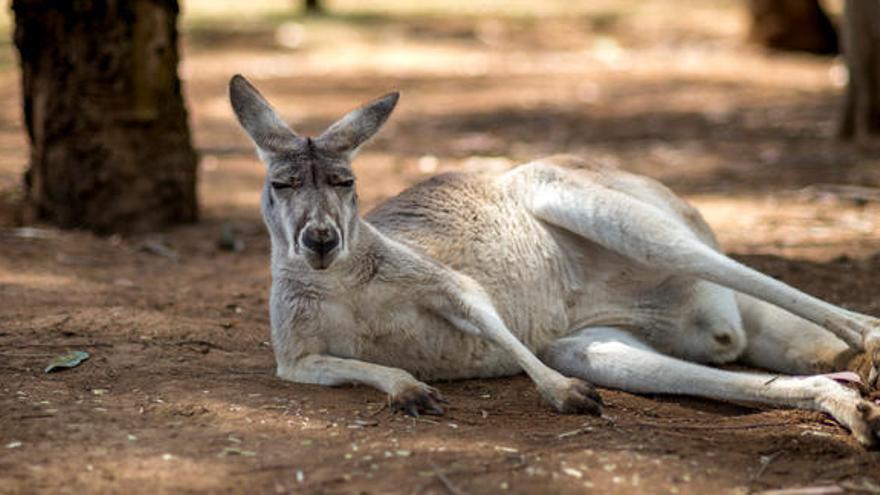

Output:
xmin=4 ymin=1 xmax=880 ymax=494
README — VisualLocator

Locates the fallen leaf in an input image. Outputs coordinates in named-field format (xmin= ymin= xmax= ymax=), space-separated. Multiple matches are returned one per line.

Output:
xmin=44 ymin=350 xmax=90 ymax=373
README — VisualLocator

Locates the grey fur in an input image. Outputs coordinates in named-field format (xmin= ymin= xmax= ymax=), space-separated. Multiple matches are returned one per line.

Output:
xmin=229 ymin=74 xmax=301 ymax=153
xmin=230 ymin=77 xmax=880 ymax=445
xmin=317 ymin=92 xmax=399 ymax=156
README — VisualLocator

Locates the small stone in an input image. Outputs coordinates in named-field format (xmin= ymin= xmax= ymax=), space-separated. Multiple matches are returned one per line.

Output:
xmin=562 ymin=467 xmax=583 ymax=478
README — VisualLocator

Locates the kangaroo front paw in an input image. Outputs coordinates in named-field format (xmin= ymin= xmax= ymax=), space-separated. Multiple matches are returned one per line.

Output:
xmin=850 ymin=400 xmax=880 ymax=448
xmin=542 ymin=377 xmax=603 ymax=415
xmin=389 ymin=383 xmax=447 ymax=417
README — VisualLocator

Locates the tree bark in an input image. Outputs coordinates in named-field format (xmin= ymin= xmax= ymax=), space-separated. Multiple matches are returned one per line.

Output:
xmin=304 ymin=0 xmax=323 ymax=14
xmin=839 ymin=0 xmax=880 ymax=142
xmin=12 ymin=0 xmax=198 ymax=234
xmin=748 ymin=0 xmax=839 ymax=54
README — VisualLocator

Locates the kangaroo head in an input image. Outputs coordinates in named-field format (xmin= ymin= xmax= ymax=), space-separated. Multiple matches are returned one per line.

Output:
xmin=229 ymin=75 xmax=398 ymax=270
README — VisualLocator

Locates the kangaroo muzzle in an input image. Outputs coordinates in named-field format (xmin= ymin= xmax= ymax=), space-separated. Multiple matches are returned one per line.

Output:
xmin=300 ymin=224 xmax=341 ymax=269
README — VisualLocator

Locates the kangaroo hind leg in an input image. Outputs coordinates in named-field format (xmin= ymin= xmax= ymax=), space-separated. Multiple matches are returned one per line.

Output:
xmin=525 ymin=168 xmax=880 ymax=368
xmin=541 ymin=326 xmax=880 ymax=447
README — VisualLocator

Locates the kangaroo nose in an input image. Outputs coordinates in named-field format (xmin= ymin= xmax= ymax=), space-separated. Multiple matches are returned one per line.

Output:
xmin=302 ymin=226 xmax=339 ymax=255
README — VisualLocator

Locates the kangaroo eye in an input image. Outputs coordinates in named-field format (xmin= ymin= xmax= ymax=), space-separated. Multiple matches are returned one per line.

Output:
xmin=271 ymin=182 xmax=292 ymax=190
xmin=334 ymin=179 xmax=355 ymax=188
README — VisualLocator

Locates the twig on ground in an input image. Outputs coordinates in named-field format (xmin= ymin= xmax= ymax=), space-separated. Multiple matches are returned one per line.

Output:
xmin=430 ymin=461 xmax=469 ymax=495
xmin=556 ymin=425 xmax=594 ymax=439
xmin=754 ymin=451 xmax=783 ymax=480
xmin=367 ymin=402 xmax=388 ymax=417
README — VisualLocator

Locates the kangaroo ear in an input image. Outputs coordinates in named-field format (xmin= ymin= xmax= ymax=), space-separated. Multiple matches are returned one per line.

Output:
xmin=229 ymin=74 xmax=300 ymax=153
xmin=316 ymin=92 xmax=399 ymax=157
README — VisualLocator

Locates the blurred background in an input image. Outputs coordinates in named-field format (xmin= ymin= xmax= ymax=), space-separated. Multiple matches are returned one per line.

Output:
xmin=5 ymin=3 xmax=880 ymax=493
xmin=0 ymin=0 xmax=879 ymax=259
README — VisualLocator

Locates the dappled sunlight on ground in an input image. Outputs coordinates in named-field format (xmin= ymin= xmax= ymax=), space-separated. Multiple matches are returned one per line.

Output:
xmin=694 ymin=194 xmax=880 ymax=260
xmin=3 ymin=1 xmax=880 ymax=493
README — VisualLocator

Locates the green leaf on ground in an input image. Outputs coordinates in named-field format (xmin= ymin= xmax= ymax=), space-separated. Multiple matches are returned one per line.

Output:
xmin=44 ymin=350 xmax=90 ymax=373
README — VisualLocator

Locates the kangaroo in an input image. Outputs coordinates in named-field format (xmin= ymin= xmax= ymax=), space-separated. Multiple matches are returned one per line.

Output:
xmin=229 ymin=75 xmax=880 ymax=447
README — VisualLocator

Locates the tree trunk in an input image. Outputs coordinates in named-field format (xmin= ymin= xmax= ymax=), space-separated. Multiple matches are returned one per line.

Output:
xmin=304 ymin=0 xmax=323 ymax=14
xmin=748 ymin=0 xmax=839 ymax=54
xmin=12 ymin=0 xmax=198 ymax=234
xmin=839 ymin=0 xmax=880 ymax=142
